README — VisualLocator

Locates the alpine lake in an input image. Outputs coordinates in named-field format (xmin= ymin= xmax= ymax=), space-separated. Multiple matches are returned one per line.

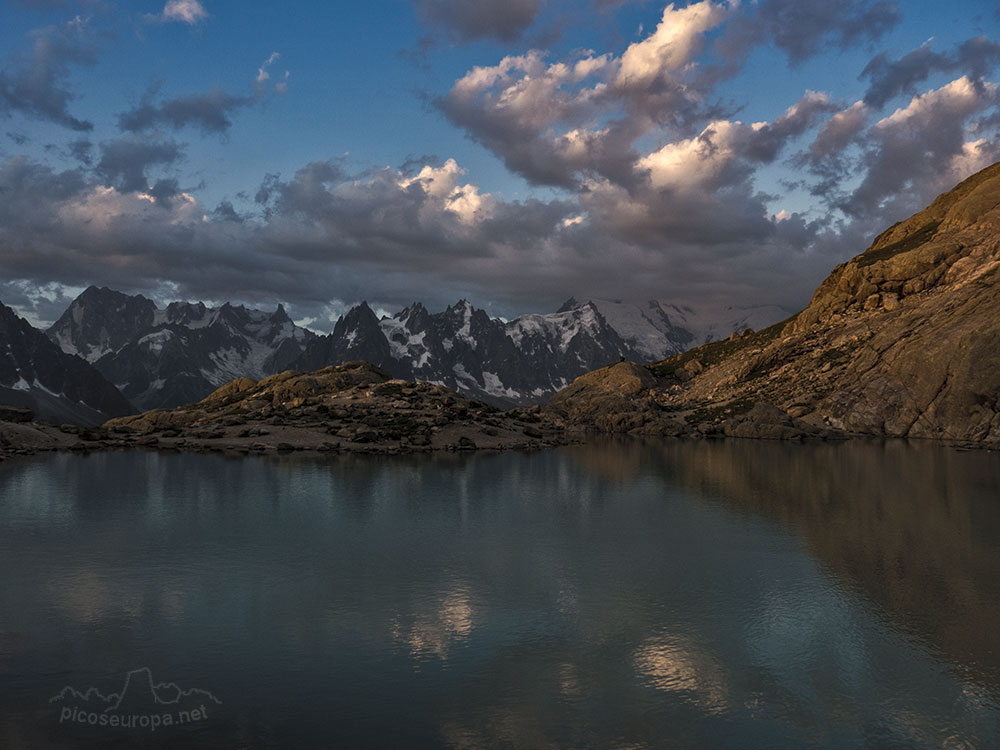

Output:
xmin=1 ymin=437 xmax=999 ymax=749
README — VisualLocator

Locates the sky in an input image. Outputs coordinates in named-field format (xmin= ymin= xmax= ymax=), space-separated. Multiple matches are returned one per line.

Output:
xmin=1 ymin=0 xmax=999 ymax=330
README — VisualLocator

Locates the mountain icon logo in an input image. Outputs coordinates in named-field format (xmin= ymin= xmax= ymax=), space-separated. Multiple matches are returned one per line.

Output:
xmin=49 ymin=667 xmax=221 ymax=732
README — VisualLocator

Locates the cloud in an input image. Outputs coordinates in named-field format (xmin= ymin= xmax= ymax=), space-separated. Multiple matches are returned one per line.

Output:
xmin=412 ymin=0 xmax=543 ymax=43
xmin=2 ymin=2 xmax=998 ymax=326
xmin=804 ymin=101 xmax=869 ymax=165
xmin=257 ymin=52 xmax=289 ymax=95
xmin=440 ymin=50 xmax=622 ymax=187
xmin=118 ymin=86 xmax=253 ymax=134
xmin=118 ymin=54 xmax=287 ymax=134
xmin=94 ymin=136 xmax=184 ymax=196
xmin=152 ymin=0 xmax=208 ymax=25
xmin=721 ymin=0 xmax=901 ymax=66
xmin=842 ymin=76 xmax=1000 ymax=222
xmin=438 ymin=5 xmax=741 ymax=191
xmin=861 ymin=36 xmax=1000 ymax=108
xmin=0 ymin=16 xmax=97 ymax=131
xmin=615 ymin=1 xmax=729 ymax=89
xmin=67 ymin=137 xmax=93 ymax=165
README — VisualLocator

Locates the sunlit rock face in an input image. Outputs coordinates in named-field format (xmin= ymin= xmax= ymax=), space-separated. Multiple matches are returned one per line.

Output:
xmin=546 ymin=161 xmax=1000 ymax=446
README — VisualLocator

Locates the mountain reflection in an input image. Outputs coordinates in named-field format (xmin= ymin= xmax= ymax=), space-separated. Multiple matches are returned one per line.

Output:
xmin=0 ymin=443 xmax=998 ymax=749
xmin=572 ymin=437 xmax=1000 ymax=689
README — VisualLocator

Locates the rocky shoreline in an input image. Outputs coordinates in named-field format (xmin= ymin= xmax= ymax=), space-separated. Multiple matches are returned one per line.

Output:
xmin=0 ymin=362 xmax=575 ymax=463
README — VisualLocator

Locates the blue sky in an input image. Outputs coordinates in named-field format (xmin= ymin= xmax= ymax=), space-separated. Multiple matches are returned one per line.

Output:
xmin=1 ymin=0 xmax=999 ymax=328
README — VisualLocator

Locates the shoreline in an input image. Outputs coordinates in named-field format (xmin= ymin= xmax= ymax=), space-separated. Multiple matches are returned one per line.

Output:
xmin=3 ymin=419 xmax=997 ymax=465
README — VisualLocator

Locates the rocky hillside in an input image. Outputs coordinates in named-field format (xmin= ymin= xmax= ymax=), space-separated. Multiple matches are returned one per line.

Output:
xmin=546 ymin=162 xmax=1000 ymax=446
xmin=0 ymin=301 xmax=134 ymax=426
xmin=101 ymin=361 xmax=567 ymax=455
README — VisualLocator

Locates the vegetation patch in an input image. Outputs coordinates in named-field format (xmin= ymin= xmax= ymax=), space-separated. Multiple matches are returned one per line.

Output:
xmin=646 ymin=314 xmax=797 ymax=380
xmin=856 ymin=221 xmax=940 ymax=267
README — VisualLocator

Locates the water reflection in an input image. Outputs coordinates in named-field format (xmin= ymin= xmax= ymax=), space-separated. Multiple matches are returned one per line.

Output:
xmin=0 ymin=441 xmax=997 ymax=749
xmin=577 ymin=438 xmax=1000 ymax=690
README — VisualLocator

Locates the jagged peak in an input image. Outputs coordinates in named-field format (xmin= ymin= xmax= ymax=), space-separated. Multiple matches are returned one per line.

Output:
xmin=556 ymin=297 xmax=580 ymax=313
xmin=73 ymin=285 xmax=152 ymax=307
xmin=343 ymin=300 xmax=379 ymax=324
xmin=270 ymin=303 xmax=291 ymax=324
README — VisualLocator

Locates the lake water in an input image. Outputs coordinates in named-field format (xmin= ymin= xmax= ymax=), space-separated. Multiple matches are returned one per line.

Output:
xmin=1 ymin=439 xmax=999 ymax=749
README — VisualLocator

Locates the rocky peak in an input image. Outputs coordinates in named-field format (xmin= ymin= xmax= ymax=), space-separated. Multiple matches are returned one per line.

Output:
xmin=164 ymin=300 xmax=209 ymax=326
xmin=397 ymin=302 xmax=430 ymax=330
xmin=47 ymin=286 xmax=157 ymax=362
xmin=556 ymin=297 xmax=580 ymax=313
xmin=270 ymin=303 xmax=292 ymax=325
xmin=793 ymin=162 xmax=1000 ymax=334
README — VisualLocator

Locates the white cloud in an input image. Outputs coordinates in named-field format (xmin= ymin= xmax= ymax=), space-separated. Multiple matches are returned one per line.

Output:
xmin=639 ymin=120 xmax=745 ymax=190
xmin=398 ymin=159 xmax=494 ymax=225
xmin=159 ymin=0 xmax=208 ymax=25
xmin=876 ymin=76 xmax=993 ymax=129
xmin=616 ymin=1 xmax=730 ymax=88
xmin=256 ymin=52 xmax=280 ymax=85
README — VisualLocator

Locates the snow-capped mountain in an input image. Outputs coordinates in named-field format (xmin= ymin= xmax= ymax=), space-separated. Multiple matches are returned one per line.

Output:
xmin=40 ymin=288 xmax=790 ymax=412
xmin=653 ymin=301 xmax=790 ymax=350
xmin=294 ymin=299 xmax=640 ymax=404
xmin=47 ymin=286 xmax=158 ymax=363
xmin=46 ymin=287 xmax=315 ymax=410
xmin=559 ymin=298 xmax=790 ymax=362
xmin=0 ymin=300 xmax=134 ymax=425
xmin=293 ymin=296 xmax=789 ymax=405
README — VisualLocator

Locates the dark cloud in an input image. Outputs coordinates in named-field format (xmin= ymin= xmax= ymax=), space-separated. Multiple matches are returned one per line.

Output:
xmin=753 ymin=0 xmax=900 ymax=64
xmin=6 ymin=131 xmax=30 ymax=146
xmin=742 ymin=92 xmax=839 ymax=161
xmin=67 ymin=137 xmax=92 ymax=165
xmin=95 ymin=137 xmax=183 ymax=194
xmin=0 ymin=156 xmax=87 ymax=248
xmin=715 ymin=0 xmax=900 ymax=69
xmin=117 ymin=52 xmax=287 ymax=135
xmin=118 ymin=85 xmax=255 ymax=135
xmin=254 ymin=172 xmax=281 ymax=206
xmin=0 ymin=17 xmax=97 ymax=131
xmin=0 ymin=279 xmax=79 ymax=328
xmin=793 ymin=102 xmax=870 ymax=199
xmin=412 ymin=0 xmax=543 ymax=43
xmin=212 ymin=200 xmax=245 ymax=223
xmin=861 ymin=36 xmax=1000 ymax=108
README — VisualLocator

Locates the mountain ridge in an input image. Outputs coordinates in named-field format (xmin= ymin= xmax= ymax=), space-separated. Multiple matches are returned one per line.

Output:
xmin=544 ymin=160 xmax=1000 ymax=446
xmin=41 ymin=287 xmax=783 ymax=411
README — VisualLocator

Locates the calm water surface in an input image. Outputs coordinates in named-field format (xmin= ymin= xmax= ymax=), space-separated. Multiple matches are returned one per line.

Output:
xmin=1 ymin=439 xmax=999 ymax=749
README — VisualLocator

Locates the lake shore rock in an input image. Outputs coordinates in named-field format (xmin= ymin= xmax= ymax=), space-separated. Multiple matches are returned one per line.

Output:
xmin=0 ymin=361 xmax=575 ymax=461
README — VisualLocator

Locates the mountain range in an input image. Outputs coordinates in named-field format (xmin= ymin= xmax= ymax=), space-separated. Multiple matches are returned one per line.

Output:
xmin=1 ymin=289 xmax=782 ymax=420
